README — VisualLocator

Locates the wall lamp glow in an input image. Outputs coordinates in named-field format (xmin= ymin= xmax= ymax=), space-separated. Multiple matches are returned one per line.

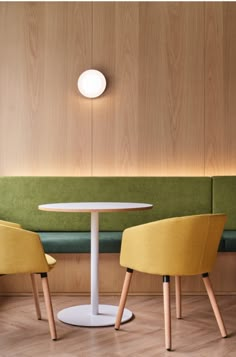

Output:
xmin=77 ymin=69 xmax=106 ymax=98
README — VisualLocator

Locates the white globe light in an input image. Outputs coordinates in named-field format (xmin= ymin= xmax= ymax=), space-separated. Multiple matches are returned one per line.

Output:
xmin=77 ymin=69 xmax=106 ymax=98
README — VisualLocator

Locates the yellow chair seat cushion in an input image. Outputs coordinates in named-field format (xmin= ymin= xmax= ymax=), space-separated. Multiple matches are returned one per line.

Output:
xmin=45 ymin=254 xmax=56 ymax=269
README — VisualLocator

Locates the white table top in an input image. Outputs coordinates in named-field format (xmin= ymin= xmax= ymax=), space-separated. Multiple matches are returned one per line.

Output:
xmin=38 ymin=202 xmax=153 ymax=213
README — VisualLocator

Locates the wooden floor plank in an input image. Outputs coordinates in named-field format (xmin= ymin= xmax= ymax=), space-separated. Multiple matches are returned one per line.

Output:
xmin=0 ymin=295 xmax=236 ymax=356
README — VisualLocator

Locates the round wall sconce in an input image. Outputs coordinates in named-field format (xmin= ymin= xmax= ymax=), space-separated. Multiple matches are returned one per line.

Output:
xmin=77 ymin=69 xmax=106 ymax=98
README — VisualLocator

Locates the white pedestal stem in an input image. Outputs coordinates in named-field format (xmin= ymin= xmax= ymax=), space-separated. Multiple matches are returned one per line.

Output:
xmin=91 ymin=211 xmax=99 ymax=315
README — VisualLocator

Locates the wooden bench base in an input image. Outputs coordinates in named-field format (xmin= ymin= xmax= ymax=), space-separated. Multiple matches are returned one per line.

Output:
xmin=0 ymin=253 xmax=236 ymax=295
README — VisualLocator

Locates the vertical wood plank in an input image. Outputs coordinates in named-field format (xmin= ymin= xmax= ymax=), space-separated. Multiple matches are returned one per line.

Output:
xmin=205 ymin=3 xmax=236 ymax=175
xmin=222 ymin=3 xmax=236 ymax=174
xmin=92 ymin=2 xmax=139 ymax=175
xmin=0 ymin=3 xmax=30 ymax=174
xmin=38 ymin=2 xmax=68 ymax=175
xmin=91 ymin=2 xmax=116 ymax=175
xmin=23 ymin=2 xmax=47 ymax=174
xmin=64 ymin=2 xmax=93 ymax=176
xmin=138 ymin=2 xmax=205 ymax=175
xmin=137 ymin=2 xmax=166 ymax=175
xmin=205 ymin=3 xmax=225 ymax=175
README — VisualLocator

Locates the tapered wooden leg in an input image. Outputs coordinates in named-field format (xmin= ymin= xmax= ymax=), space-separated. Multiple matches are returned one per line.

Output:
xmin=175 ymin=276 xmax=182 ymax=319
xmin=30 ymin=273 xmax=41 ymax=320
xmin=163 ymin=276 xmax=171 ymax=351
xmin=115 ymin=268 xmax=133 ymax=330
xmin=41 ymin=273 xmax=57 ymax=341
xmin=202 ymin=273 xmax=227 ymax=338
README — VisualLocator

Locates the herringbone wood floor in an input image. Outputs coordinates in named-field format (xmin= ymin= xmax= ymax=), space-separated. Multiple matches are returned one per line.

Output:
xmin=0 ymin=295 xmax=236 ymax=357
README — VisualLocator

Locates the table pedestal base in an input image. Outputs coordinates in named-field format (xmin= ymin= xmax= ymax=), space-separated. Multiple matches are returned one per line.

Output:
xmin=57 ymin=304 xmax=133 ymax=327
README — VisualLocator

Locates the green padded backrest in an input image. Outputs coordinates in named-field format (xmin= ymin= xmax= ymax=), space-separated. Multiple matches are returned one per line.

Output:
xmin=0 ymin=176 xmax=212 ymax=231
xmin=212 ymin=176 xmax=236 ymax=229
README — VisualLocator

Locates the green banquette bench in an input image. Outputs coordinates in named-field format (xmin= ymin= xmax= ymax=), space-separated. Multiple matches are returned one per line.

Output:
xmin=212 ymin=176 xmax=236 ymax=252
xmin=0 ymin=176 xmax=235 ymax=253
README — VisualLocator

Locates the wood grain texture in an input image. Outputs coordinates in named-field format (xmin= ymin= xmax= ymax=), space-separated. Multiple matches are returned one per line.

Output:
xmin=0 ymin=3 xmax=28 ymax=174
xmin=137 ymin=2 xmax=205 ymax=176
xmin=92 ymin=2 xmax=140 ymax=175
xmin=0 ymin=295 xmax=235 ymax=356
xmin=221 ymin=3 xmax=236 ymax=174
xmin=205 ymin=3 xmax=236 ymax=175
xmin=93 ymin=2 xmax=205 ymax=176
xmin=0 ymin=2 xmax=236 ymax=175
xmin=0 ymin=2 xmax=92 ymax=176
xmin=205 ymin=2 xmax=225 ymax=175
xmin=1 ymin=253 xmax=236 ymax=295
xmin=64 ymin=2 xmax=93 ymax=176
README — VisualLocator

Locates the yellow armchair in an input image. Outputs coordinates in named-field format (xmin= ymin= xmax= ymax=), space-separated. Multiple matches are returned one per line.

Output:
xmin=115 ymin=214 xmax=227 ymax=351
xmin=0 ymin=220 xmax=57 ymax=340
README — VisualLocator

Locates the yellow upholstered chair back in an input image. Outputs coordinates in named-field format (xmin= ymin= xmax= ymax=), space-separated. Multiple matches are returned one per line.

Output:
xmin=120 ymin=214 xmax=227 ymax=276
xmin=0 ymin=224 xmax=50 ymax=275
xmin=0 ymin=219 xmax=22 ymax=228
xmin=116 ymin=214 xmax=227 ymax=351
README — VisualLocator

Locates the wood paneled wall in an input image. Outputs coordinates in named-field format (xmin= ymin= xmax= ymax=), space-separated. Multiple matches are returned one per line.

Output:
xmin=0 ymin=2 xmax=236 ymax=176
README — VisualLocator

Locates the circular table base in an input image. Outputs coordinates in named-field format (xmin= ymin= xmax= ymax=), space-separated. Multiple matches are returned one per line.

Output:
xmin=57 ymin=304 xmax=133 ymax=327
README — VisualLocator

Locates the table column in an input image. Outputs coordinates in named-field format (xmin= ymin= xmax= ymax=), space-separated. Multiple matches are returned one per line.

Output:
xmin=91 ymin=211 xmax=99 ymax=315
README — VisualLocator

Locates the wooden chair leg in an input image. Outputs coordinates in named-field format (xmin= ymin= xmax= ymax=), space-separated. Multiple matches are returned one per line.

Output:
xmin=202 ymin=273 xmax=227 ymax=338
xmin=163 ymin=276 xmax=171 ymax=351
xmin=175 ymin=276 xmax=182 ymax=319
xmin=30 ymin=273 xmax=41 ymax=320
xmin=41 ymin=273 xmax=57 ymax=341
xmin=115 ymin=268 xmax=133 ymax=330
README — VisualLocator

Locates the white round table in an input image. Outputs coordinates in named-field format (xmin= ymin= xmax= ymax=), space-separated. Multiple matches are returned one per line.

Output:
xmin=38 ymin=202 xmax=153 ymax=327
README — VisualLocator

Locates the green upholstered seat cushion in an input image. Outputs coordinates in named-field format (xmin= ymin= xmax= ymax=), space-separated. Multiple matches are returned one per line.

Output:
xmin=39 ymin=230 xmax=236 ymax=253
xmin=212 ymin=176 xmax=236 ymax=230
xmin=220 ymin=230 xmax=236 ymax=252
xmin=0 ymin=176 xmax=212 ymax=231
xmin=38 ymin=231 xmax=123 ymax=253
xmin=218 ymin=237 xmax=225 ymax=252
